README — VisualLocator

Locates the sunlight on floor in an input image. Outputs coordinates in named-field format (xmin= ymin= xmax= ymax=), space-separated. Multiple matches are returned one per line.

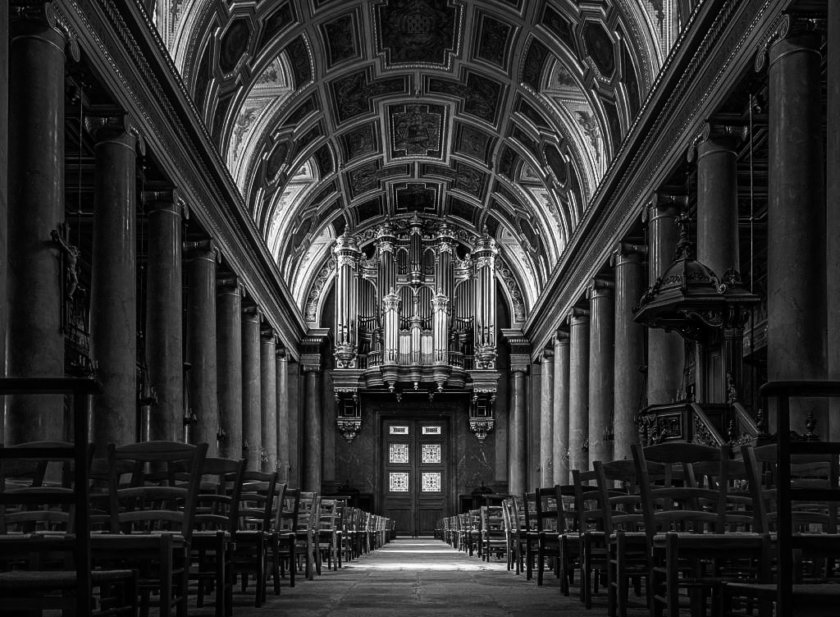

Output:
xmin=344 ymin=561 xmax=499 ymax=571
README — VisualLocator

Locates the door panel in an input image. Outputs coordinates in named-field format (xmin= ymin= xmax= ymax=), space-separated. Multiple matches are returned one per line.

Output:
xmin=383 ymin=419 xmax=449 ymax=536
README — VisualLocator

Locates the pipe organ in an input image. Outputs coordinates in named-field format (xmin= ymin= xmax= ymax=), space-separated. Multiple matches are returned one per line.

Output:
xmin=332 ymin=216 xmax=500 ymax=403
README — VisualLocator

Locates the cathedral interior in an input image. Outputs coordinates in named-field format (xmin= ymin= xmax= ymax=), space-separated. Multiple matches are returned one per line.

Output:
xmin=1 ymin=0 xmax=839 ymax=613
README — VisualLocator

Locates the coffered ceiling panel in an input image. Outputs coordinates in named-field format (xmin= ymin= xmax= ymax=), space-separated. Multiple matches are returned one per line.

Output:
xmin=157 ymin=0 xmax=676 ymax=322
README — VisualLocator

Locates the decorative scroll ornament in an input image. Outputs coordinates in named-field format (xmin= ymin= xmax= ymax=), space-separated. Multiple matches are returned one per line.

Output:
xmin=469 ymin=417 xmax=495 ymax=442
xmin=335 ymin=390 xmax=362 ymax=443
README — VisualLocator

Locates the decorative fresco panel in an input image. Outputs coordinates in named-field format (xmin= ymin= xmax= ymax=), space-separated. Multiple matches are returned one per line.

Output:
xmin=583 ymin=21 xmax=615 ymax=78
xmin=447 ymin=196 xmax=477 ymax=225
xmin=522 ymin=38 xmax=550 ymax=91
xmin=284 ymin=96 xmax=318 ymax=127
xmin=331 ymin=71 xmax=408 ymax=124
xmin=323 ymin=13 xmax=359 ymax=67
xmin=258 ymin=3 xmax=294 ymax=53
xmin=464 ymin=73 xmax=502 ymax=125
xmin=389 ymin=103 xmax=445 ymax=159
xmin=314 ymin=145 xmax=333 ymax=176
xmin=220 ymin=19 xmax=251 ymax=74
xmin=427 ymin=72 xmax=502 ymax=125
xmin=389 ymin=443 xmax=409 ymax=463
xmin=421 ymin=472 xmax=441 ymax=492
xmin=421 ymin=444 xmax=441 ymax=464
xmin=395 ymin=183 xmax=438 ymax=213
xmin=454 ymin=122 xmax=493 ymax=163
xmin=347 ymin=161 xmax=381 ymax=197
xmin=475 ymin=14 xmax=511 ymax=68
xmin=376 ymin=0 xmax=460 ymax=66
xmin=543 ymin=5 xmax=575 ymax=50
xmin=452 ymin=161 xmax=487 ymax=200
xmin=341 ymin=122 xmax=379 ymax=162
xmin=355 ymin=197 xmax=382 ymax=222
xmin=285 ymin=36 xmax=312 ymax=87
xmin=389 ymin=472 xmax=409 ymax=492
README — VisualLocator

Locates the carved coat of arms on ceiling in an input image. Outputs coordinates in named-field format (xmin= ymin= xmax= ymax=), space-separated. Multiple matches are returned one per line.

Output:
xmin=376 ymin=0 xmax=460 ymax=66
xmin=389 ymin=104 xmax=445 ymax=158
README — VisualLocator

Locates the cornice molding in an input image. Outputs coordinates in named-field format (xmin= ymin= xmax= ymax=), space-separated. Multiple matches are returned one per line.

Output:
xmin=60 ymin=0 xmax=306 ymax=359
xmin=525 ymin=0 xmax=789 ymax=353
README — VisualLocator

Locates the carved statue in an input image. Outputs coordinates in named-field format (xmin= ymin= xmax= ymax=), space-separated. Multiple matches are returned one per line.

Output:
xmin=51 ymin=226 xmax=81 ymax=301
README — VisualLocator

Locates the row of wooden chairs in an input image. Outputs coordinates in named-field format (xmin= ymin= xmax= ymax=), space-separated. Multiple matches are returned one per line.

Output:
xmin=0 ymin=378 xmax=393 ymax=617
xmin=438 ymin=381 xmax=840 ymax=617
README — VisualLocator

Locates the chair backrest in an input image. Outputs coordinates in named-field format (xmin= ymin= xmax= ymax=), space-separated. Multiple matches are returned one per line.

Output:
xmin=319 ymin=498 xmax=340 ymax=532
xmin=534 ymin=485 xmax=563 ymax=533
xmin=278 ymin=487 xmax=301 ymax=533
xmin=106 ymin=440 xmax=208 ymax=541
xmin=572 ymin=469 xmax=607 ymax=533
xmin=631 ymin=442 xmax=729 ymax=536
xmin=593 ymin=458 xmax=646 ymax=535
xmin=193 ymin=456 xmax=245 ymax=534
xmin=237 ymin=470 xmax=279 ymax=533
xmin=743 ymin=443 xmax=839 ymax=534
xmin=0 ymin=441 xmax=92 ymax=534
xmin=297 ymin=491 xmax=321 ymax=532
xmin=522 ymin=492 xmax=537 ymax=531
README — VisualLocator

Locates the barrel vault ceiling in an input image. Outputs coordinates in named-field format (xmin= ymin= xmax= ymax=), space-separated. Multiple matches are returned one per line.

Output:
xmin=153 ymin=0 xmax=684 ymax=327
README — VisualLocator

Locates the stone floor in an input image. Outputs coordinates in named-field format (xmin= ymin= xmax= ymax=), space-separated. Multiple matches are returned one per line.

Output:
xmin=192 ymin=537 xmax=651 ymax=617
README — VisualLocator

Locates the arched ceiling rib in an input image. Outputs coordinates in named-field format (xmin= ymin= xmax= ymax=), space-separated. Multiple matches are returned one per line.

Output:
xmin=155 ymin=0 xmax=675 ymax=323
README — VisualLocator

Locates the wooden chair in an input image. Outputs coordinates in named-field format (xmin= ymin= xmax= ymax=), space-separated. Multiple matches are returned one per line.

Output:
xmin=0 ymin=434 xmax=137 ymax=616
xmin=720 ymin=383 xmax=840 ymax=616
xmin=231 ymin=470 xmax=279 ymax=607
xmin=502 ymin=496 xmax=527 ymax=573
xmin=633 ymin=442 xmax=768 ymax=617
xmin=572 ymin=469 xmax=609 ymax=608
xmin=594 ymin=458 xmax=653 ymax=617
xmin=522 ymin=491 xmax=539 ymax=580
xmin=295 ymin=492 xmax=321 ymax=580
xmin=272 ymin=487 xmax=300 ymax=588
xmin=315 ymin=498 xmax=341 ymax=571
xmin=480 ymin=505 xmax=507 ymax=561
xmin=189 ymin=456 xmax=245 ymax=617
xmin=532 ymin=485 xmax=562 ymax=586
xmin=94 ymin=440 xmax=208 ymax=617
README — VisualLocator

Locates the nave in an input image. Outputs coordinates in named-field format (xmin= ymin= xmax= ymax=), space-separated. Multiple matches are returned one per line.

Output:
xmin=191 ymin=538 xmax=625 ymax=617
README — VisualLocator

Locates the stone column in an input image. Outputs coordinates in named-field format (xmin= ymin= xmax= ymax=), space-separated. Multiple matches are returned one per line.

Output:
xmin=645 ymin=198 xmax=685 ymax=405
xmin=553 ymin=332 xmax=570 ymax=484
xmin=143 ymin=190 xmax=184 ymax=442
xmin=0 ymin=4 xmax=9 ymax=394
xmin=539 ymin=348 xmax=554 ymax=487
xmin=509 ymin=366 xmax=528 ymax=496
xmin=242 ymin=306 xmax=262 ymax=471
xmin=216 ymin=277 xmax=242 ymax=459
xmin=185 ymin=240 xmax=218 ymax=454
xmin=612 ymin=245 xmax=646 ymax=460
xmin=6 ymin=7 xmax=69 ymax=443
xmin=568 ymin=310 xmax=590 ymax=474
xmin=276 ymin=347 xmax=290 ymax=482
xmin=696 ymin=127 xmax=740 ymax=276
xmin=302 ymin=363 xmax=322 ymax=491
xmin=588 ymin=281 xmax=614 ymax=466
xmin=829 ymin=3 xmax=840 ymax=440
xmin=88 ymin=115 xmax=139 ymax=449
xmin=765 ymin=22 xmax=826 ymax=432
xmin=261 ymin=328 xmax=278 ymax=473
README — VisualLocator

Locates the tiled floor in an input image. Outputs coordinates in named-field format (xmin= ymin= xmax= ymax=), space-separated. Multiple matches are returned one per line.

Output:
xmin=193 ymin=537 xmax=650 ymax=617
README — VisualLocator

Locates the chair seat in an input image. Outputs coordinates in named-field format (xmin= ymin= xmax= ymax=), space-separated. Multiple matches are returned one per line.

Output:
xmin=0 ymin=568 xmax=136 ymax=589
xmin=651 ymin=531 xmax=767 ymax=550
xmin=723 ymin=581 xmax=840 ymax=599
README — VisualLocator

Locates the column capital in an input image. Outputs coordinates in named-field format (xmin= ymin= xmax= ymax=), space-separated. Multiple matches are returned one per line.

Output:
xmin=611 ymin=242 xmax=646 ymax=267
xmin=540 ymin=348 xmax=554 ymax=362
xmin=142 ymin=188 xmax=187 ymax=218
xmin=587 ymin=278 xmax=615 ymax=300
xmin=567 ymin=307 xmax=590 ymax=325
xmin=184 ymin=239 xmax=220 ymax=262
xmin=756 ymin=12 xmax=823 ymax=73
xmin=643 ymin=191 xmax=687 ymax=223
xmin=261 ymin=324 xmax=276 ymax=344
xmin=242 ymin=305 xmax=262 ymax=322
xmin=216 ymin=275 xmax=241 ymax=296
xmin=11 ymin=1 xmax=80 ymax=61
xmin=276 ymin=346 xmax=288 ymax=361
xmin=688 ymin=121 xmax=748 ymax=162
xmin=85 ymin=110 xmax=145 ymax=154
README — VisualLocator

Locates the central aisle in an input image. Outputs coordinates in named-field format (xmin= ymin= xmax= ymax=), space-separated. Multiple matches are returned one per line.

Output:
xmin=206 ymin=538 xmax=643 ymax=617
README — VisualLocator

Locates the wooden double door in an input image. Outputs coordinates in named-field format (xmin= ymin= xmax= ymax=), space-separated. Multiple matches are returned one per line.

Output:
xmin=382 ymin=418 xmax=449 ymax=537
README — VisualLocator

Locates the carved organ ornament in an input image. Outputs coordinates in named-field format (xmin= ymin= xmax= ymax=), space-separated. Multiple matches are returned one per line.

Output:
xmin=332 ymin=215 xmax=500 ymax=441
